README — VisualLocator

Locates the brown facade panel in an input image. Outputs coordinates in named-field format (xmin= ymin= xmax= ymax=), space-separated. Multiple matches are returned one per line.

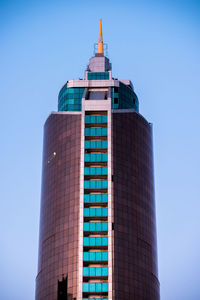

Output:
xmin=112 ymin=112 xmax=160 ymax=300
xmin=36 ymin=113 xmax=81 ymax=300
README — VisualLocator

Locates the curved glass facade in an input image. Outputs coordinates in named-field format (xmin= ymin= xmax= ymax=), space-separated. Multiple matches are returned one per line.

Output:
xmin=112 ymin=82 xmax=139 ymax=111
xmin=58 ymin=84 xmax=84 ymax=111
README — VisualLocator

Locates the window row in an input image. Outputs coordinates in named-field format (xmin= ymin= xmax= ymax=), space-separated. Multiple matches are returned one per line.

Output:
xmin=83 ymin=251 xmax=108 ymax=262
xmin=84 ymin=167 xmax=108 ymax=175
xmin=85 ymin=140 xmax=107 ymax=149
xmin=67 ymin=88 xmax=85 ymax=94
xmin=88 ymin=72 xmax=109 ymax=80
xmin=85 ymin=115 xmax=107 ymax=124
xmin=83 ymin=282 xmax=108 ymax=292
xmin=84 ymin=180 xmax=108 ymax=189
xmin=83 ymin=267 xmax=108 ymax=277
xmin=83 ymin=237 xmax=108 ymax=246
xmin=85 ymin=128 xmax=107 ymax=136
xmin=84 ymin=194 xmax=108 ymax=203
xmin=85 ymin=154 xmax=108 ymax=162
xmin=60 ymin=104 xmax=81 ymax=111
xmin=84 ymin=208 xmax=108 ymax=217
xmin=83 ymin=222 xmax=108 ymax=232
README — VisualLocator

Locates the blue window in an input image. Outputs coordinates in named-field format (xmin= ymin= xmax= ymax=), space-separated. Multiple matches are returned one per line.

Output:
xmin=84 ymin=167 xmax=108 ymax=175
xmin=83 ymin=252 xmax=108 ymax=262
xmin=84 ymin=194 xmax=108 ymax=203
xmin=88 ymin=72 xmax=109 ymax=80
xmin=83 ymin=237 xmax=108 ymax=246
xmin=85 ymin=115 xmax=107 ymax=123
xmin=111 ymin=82 xmax=139 ymax=112
xmin=85 ymin=128 xmax=107 ymax=136
xmin=58 ymin=85 xmax=84 ymax=111
xmin=82 ymin=282 xmax=108 ymax=292
xmin=84 ymin=208 xmax=108 ymax=217
xmin=83 ymin=267 xmax=108 ymax=277
xmin=84 ymin=154 xmax=108 ymax=162
xmin=83 ymin=222 xmax=108 ymax=231
xmin=84 ymin=180 xmax=108 ymax=189
xmin=85 ymin=140 xmax=107 ymax=149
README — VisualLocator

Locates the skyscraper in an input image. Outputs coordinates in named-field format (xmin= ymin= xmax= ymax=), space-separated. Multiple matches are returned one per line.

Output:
xmin=36 ymin=20 xmax=160 ymax=300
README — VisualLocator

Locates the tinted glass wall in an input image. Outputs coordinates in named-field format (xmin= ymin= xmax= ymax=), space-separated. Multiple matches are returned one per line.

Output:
xmin=112 ymin=112 xmax=160 ymax=300
xmin=36 ymin=113 xmax=81 ymax=300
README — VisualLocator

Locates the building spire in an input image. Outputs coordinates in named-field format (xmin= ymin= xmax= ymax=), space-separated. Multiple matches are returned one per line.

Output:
xmin=98 ymin=19 xmax=104 ymax=54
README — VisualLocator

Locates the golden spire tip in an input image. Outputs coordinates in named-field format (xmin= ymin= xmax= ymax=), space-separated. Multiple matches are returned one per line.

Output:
xmin=98 ymin=19 xmax=104 ymax=54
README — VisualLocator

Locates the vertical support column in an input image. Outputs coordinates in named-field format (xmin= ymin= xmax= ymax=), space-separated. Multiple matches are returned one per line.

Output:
xmin=77 ymin=99 xmax=85 ymax=300
xmin=107 ymin=104 xmax=113 ymax=300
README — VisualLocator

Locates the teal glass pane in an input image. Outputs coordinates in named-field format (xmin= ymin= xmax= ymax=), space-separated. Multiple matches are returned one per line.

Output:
xmin=102 ymin=222 xmax=108 ymax=231
xmin=102 ymin=282 xmax=108 ymax=292
xmin=82 ymin=283 xmax=89 ymax=292
xmin=67 ymin=99 xmax=73 ymax=104
xmin=89 ymin=223 xmax=95 ymax=231
xmin=88 ymin=72 xmax=109 ymax=80
xmin=102 ymin=115 xmax=107 ymax=122
xmin=96 ymin=194 xmax=101 ymax=202
xmin=102 ymin=128 xmax=107 ymax=135
xmin=90 ymin=267 xmax=95 ymax=276
xmin=67 ymin=88 xmax=74 ymax=93
xmin=102 ymin=237 xmax=108 ymax=246
xmin=89 ymin=208 xmax=95 ymax=216
xmin=102 ymin=252 xmax=108 ymax=261
xmin=95 ymin=222 xmax=101 ymax=231
xmin=90 ymin=194 xmax=96 ymax=202
xmin=83 ymin=252 xmax=89 ymax=261
xmin=83 ymin=237 xmax=89 ymax=246
xmin=96 ymin=252 xmax=101 ymax=261
xmin=83 ymin=223 xmax=90 ymax=231
xmin=90 ymin=252 xmax=95 ymax=261
xmin=102 ymin=267 xmax=108 ymax=276
xmin=84 ymin=167 xmax=90 ymax=175
xmin=102 ymin=208 xmax=108 ymax=217
xmin=102 ymin=194 xmax=108 ymax=201
xmin=84 ymin=181 xmax=90 ymax=189
xmin=96 ymin=209 xmax=101 ymax=217
xmin=96 ymin=268 xmax=102 ymax=276
xmin=83 ymin=268 xmax=89 ymax=276
xmin=89 ymin=283 xmax=96 ymax=292
xmin=102 ymin=154 xmax=108 ymax=161
xmin=83 ymin=208 xmax=90 ymax=217
xmin=96 ymin=282 xmax=102 ymax=292
xmin=67 ymin=104 xmax=73 ymax=111
xmin=96 ymin=237 xmax=102 ymax=245
xmin=67 ymin=93 xmax=73 ymax=99
xmin=89 ymin=237 xmax=95 ymax=246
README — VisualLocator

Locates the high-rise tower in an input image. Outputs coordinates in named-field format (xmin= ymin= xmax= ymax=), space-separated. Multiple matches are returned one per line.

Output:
xmin=36 ymin=20 xmax=160 ymax=300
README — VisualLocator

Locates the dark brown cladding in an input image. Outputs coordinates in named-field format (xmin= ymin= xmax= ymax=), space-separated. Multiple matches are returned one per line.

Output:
xmin=36 ymin=113 xmax=81 ymax=300
xmin=112 ymin=112 xmax=160 ymax=300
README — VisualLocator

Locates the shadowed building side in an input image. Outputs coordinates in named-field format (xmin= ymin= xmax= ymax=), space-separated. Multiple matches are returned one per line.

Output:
xmin=112 ymin=112 xmax=159 ymax=299
xmin=36 ymin=113 xmax=81 ymax=300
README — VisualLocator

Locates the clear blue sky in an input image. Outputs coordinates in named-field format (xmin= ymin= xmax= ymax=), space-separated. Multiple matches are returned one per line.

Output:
xmin=0 ymin=0 xmax=200 ymax=299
